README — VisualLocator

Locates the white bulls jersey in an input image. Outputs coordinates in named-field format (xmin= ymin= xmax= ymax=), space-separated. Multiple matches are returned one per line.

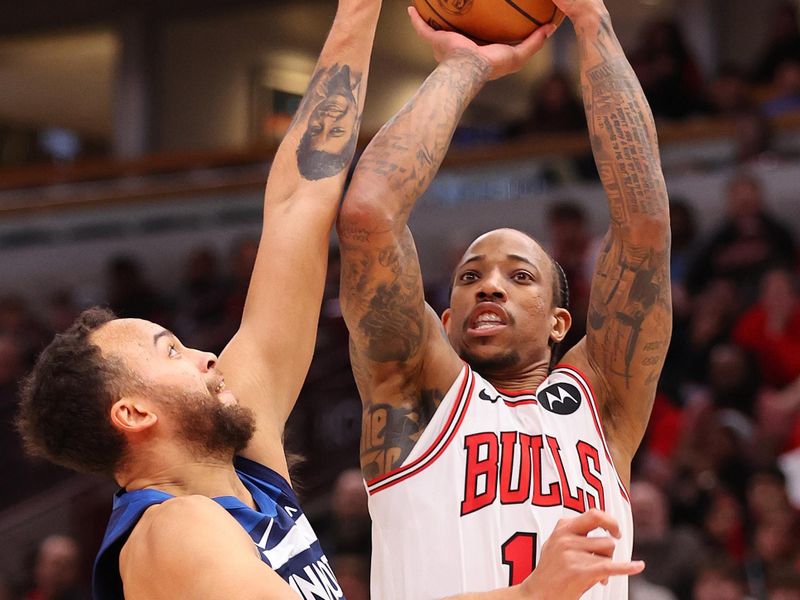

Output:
xmin=367 ymin=364 xmax=633 ymax=600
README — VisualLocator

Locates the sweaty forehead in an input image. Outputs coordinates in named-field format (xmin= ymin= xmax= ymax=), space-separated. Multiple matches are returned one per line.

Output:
xmin=461 ymin=229 xmax=550 ymax=266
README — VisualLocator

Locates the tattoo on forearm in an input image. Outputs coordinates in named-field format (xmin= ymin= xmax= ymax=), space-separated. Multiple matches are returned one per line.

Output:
xmin=588 ymin=235 xmax=670 ymax=389
xmin=577 ymin=13 xmax=672 ymax=423
xmin=345 ymin=51 xmax=490 ymax=225
xmin=360 ymin=389 xmax=443 ymax=480
xmin=294 ymin=63 xmax=363 ymax=181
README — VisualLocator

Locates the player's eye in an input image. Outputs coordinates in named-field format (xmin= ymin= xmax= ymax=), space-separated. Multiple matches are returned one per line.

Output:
xmin=512 ymin=271 xmax=534 ymax=283
xmin=459 ymin=271 xmax=478 ymax=282
xmin=168 ymin=344 xmax=181 ymax=358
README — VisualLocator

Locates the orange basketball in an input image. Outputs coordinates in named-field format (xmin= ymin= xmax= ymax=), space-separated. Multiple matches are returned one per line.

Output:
xmin=412 ymin=0 xmax=565 ymax=45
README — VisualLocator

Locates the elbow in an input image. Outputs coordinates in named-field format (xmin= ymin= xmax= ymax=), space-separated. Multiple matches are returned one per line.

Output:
xmin=337 ymin=189 xmax=400 ymax=242
xmin=618 ymin=215 xmax=671 ymax=250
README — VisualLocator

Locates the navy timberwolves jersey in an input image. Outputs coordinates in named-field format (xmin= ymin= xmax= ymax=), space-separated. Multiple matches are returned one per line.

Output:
xmin=93 ymin=456 xmax=345 ymax=600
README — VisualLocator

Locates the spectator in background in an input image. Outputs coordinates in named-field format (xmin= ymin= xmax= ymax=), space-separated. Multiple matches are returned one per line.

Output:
xmin=734 ymin=269 xmax=800 ymax=388
xmin=631 ymin=19 xmax=705 ymax=119
xmin=173 ymin=247 xmax=229 ymax=353
xmin=669 ymin=199 xmax=699 ymax=287
xmin=753 ymin=3 xmax=800 ymax=84
xmin=104 ymin=256 xmax=165 ymax=323
xmin=767 ymin=569 xmax=800 ymax=599
xmin=762 ymin=59 xmax=800 ymax=118
xmin=223 ymin=236 xmax=259 ymax=324
xmin=734 ymin=111 xmax=775 ymax=165
xmin=631 ymin=481 xmax=707 ymax=598
xmin=693 ymin=559 xmax=753 ymax=600
xmin=315 ymin=468 xmax=371 ymax=560
xmin=24 ymin=535 xmax=87 ymax=600
xmin=546 ymin=201 xmax=596 ymax=349
xmin=706 ymin=67 xmax=754 ymax=117
xmin=686 ymin=172 xmax=797 ymax=297
xmin=330 ymin=555 xmax=370 ymax=600
xmin=511 ymin=71 xmax=585 ymax=136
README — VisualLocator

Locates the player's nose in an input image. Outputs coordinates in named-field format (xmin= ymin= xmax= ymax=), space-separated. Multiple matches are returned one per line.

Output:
xmin=476 ymin=270 xmax=507 ymax=302
xmin=190 ymin=349 xmax=217 ymax=373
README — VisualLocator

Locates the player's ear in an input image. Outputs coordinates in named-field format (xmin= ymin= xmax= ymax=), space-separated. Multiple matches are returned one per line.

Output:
xmin=441 ymin=308 xmax=452 ymax=336
xmin=110 ymin=396 xmax=158 ymax=434
xmin=550 ymin=307 xmax=571 ymax=345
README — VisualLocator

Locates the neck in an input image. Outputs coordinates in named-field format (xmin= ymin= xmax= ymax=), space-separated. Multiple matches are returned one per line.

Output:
xmin=117 ymin=448 xmax=255 ymax=509
xmin=479 ymin=358 xmax=552 ymax=393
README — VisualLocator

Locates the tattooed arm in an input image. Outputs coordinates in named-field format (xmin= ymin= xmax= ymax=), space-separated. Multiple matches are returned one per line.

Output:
xmin=339 ymin=10 xmax=555 ymax=480
xmin=218 ymin=0 xmax=381 ymax=478
xmin=557 ymin=0 xmax=672 ymax=481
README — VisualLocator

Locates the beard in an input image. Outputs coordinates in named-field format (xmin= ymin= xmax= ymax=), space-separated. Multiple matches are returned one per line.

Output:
xmin=458 ymin=345 xmax=521 ymax=374
xmin=151 ymin=384 xmax=255 ymax=461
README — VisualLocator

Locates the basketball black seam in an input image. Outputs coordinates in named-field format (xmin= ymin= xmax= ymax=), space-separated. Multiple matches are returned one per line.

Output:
xmin=502 ymin=0 xmax=544 ymax=26
xmin=421 ymin=0 xmax=495 ymax=44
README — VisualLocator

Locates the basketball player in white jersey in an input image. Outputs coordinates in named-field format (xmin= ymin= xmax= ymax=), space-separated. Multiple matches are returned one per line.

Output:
xmin=337 ymin=0 xmax=671 ymax=598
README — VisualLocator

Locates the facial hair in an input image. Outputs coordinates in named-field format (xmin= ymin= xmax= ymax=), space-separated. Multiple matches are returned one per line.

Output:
xmin=458 ymin=346 xmax=521 ymax=374
xmin=151 ymin=384 xmax=255 ymax=460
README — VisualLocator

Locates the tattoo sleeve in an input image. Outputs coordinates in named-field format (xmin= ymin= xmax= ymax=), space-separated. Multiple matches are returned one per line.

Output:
xmin=575 ymin=11 xmax=672 ymax=452
xmin=339 ymin=51 xmax=490 ymax=477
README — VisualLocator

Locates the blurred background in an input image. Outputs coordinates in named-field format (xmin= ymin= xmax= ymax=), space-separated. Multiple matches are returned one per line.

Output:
xmin=1 ymin=0 xmax=800 ymax=598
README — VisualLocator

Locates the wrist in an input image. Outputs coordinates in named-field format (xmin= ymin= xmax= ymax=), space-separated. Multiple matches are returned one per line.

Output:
xmin=442 ymin=49 xmax=491 ymax=80
xmin=570 ymin=6 xmax=610 ymax=36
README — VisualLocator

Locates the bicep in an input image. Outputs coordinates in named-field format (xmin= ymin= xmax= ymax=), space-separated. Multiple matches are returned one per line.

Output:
xmin=583 ymin=227 xmax=672 ymax=456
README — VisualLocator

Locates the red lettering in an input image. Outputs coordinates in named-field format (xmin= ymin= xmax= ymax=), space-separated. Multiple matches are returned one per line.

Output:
xmin=461 ymin=432 xmax=499 ymax=516
xmin=577 ymin=441 xmax=605 ymax=511
xmin=546 ymin=436 xmax=585 ymax=514
xmin=531 ymin=435 xmax=561 ymax=507
xmin=499 ymin=432 xmax=532 ymax=505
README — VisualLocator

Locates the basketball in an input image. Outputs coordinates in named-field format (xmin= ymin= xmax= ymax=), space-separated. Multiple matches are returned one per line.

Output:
xmin=412 ymin=0 xmax=565 ymax=45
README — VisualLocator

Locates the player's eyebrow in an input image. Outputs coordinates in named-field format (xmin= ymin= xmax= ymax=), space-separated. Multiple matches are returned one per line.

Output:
xmin=153 ymin=329 xmax=174 ymax=346
xmin=460 ymin=254 xmax=485 ymax=267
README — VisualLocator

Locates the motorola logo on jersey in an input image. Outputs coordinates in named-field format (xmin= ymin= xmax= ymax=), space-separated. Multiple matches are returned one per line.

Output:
xmin=537 ymin=382 xmax=581 ymax=415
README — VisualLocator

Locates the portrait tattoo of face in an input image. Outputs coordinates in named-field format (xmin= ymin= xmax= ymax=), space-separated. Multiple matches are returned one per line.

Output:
xmin=296 ymin=63 xmax=361 ymax=181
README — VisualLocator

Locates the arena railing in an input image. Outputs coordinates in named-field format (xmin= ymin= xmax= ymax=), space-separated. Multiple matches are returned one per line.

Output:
xmin=1 ymin=111 xmax=799 ymax=216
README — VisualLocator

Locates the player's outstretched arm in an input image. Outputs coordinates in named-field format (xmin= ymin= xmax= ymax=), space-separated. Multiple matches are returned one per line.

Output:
xmin=556 ymin=0 xmax=672 ymax=481
xmin=443 ymin=510 xmax=644 ymax=600
xmin=219 ymin=0 xmax=381 ymax=477
xmin=338 ymin=10 xmax=555 ymax=481
xmin=119 ymin=496 xmax=300 ymax=599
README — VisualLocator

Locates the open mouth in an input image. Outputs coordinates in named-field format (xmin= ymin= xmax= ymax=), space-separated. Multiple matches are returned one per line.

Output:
xmin=467 ymin=304 xmax=509 ymax=336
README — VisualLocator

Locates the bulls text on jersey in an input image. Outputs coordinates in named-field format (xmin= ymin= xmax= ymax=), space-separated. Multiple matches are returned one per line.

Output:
xmin=461 ymin=431 xmax=605 ymax=516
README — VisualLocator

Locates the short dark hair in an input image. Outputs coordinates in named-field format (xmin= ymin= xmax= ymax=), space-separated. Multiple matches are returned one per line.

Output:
xmin=16 ymin=307 xmax=131 ymax=475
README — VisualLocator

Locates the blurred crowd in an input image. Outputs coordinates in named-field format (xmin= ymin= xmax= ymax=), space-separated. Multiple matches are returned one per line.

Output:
xmin=1 ymin=5 xmax=800 ymax=599
xmin=0 ymin=167 xmax=798 ymax=598
xmin=508 ymin=2 xmax=800 ymax=148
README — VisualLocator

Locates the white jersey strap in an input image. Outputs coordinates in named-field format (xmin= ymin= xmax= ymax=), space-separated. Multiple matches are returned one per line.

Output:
xmin=554 ymin=364 xmax=630 ymax=503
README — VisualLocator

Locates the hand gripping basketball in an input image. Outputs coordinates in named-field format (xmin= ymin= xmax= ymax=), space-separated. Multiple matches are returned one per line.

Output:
xmin=408 ymin=6 xmax=555 ymax=81
xmin=515 ymin=509 xmax=645 ymax=600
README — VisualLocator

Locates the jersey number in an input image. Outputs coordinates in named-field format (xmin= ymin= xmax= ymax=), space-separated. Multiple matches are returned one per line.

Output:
xmin=501 ymin=532 xmax=538 ymax=586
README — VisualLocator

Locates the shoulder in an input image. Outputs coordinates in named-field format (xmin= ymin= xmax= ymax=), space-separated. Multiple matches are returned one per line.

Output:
xmin=123 ymin=495 xmax=251 ymax=567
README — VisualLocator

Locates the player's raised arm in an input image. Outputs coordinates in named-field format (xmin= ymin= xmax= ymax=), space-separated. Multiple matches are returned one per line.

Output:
xmin=338 ymin=10 xmax=555 ymax=481
xmin=218 ymin=0 xmax=381 ymax=476
xmin=557 ymin=0 xmax=672 ymax=478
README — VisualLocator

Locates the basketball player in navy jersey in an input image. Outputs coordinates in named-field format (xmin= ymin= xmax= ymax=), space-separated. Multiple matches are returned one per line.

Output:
xmin=15 ymin=1 xmax=384 ymax=598
xmin=338 ymin=1 xmax=670 ymax=598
